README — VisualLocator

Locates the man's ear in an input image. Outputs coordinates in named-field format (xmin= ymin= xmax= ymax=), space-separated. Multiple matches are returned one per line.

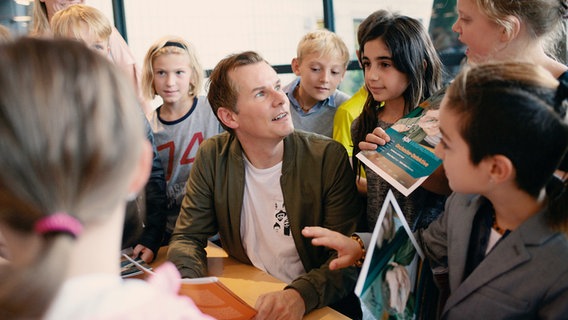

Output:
xmin=488 ymin=154 xmax=515 ymax=184
xmin=217 ymin=107 xmax=239 ymax=130
xmin=291 ymin=58 xmax=301 ymax=76
xmin=500 ymin=15 xmax=521 ymax=43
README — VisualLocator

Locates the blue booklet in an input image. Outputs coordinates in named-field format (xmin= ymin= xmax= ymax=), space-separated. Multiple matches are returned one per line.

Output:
xmin=356 ymin=127 xmax=442 ymax=197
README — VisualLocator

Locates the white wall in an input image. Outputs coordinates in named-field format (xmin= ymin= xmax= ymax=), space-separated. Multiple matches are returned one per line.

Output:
xmin=88 ymin=0 xmax=432 ymax=71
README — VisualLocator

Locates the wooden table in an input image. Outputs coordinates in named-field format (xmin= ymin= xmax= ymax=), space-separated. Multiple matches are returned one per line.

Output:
xmin=153 ymin=243 xmax=349 ymax=320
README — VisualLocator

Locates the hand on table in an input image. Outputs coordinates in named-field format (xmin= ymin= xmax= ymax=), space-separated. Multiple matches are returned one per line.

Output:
xmin=358 ymin=127 xmax=391 ymax=151
xmin=254 ymin=288 xmax=305 ymax=320
xmin=132 ymin=244 xmax=155 ymax=263
xmin=302 ymin=226 xmax=362 ymax=270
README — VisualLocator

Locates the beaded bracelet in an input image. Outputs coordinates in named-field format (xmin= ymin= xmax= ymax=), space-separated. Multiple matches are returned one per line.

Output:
xmin=350 ymin=234 xmax=366 ymax=268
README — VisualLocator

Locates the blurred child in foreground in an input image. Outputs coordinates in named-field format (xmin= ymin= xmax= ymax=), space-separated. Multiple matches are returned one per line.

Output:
xmin=0 ymin=37 xmax=212 ymax=319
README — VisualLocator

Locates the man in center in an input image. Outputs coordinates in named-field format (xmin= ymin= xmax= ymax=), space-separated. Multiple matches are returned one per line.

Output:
xmin=167 ymin=51 xmax=363 ymax=319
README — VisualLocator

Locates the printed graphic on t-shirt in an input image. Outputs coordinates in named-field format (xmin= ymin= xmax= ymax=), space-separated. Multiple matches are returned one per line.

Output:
xmin=157 ymin=132 xmax=204 ymax=181
xmin=166 ymin=182 xmax=186 ymax=209
xmin=272 ymin=201 xmax=290 ymax=236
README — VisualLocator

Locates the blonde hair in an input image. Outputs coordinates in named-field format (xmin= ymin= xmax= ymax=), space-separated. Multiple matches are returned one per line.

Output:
xmin=296 ymin=29 xmax=350 ymax=68
xmin=0 ymin=37 xmax=145 ymax=318
xmin=31 ymin=0 xmax=50 ymax=36
xmin=51 ymin=4 xmax=112 ymax=42
xmin=141 ymin=36 xmax=204 ymax=100
xmin=473 ymin=0 xmax=568 ymax=55
xmin=0 ymin=24 xmax=11 ymax=43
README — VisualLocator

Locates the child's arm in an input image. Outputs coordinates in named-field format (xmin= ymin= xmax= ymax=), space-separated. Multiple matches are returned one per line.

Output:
xmin=133 ymin=120 xmax=168 ymax=262
xmin=414 ymin=193 xmax=452 ymax=269
xmin=539 ymin=270 xmax=568 ymax=318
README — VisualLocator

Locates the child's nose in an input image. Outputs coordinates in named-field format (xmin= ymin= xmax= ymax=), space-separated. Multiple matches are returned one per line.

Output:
xmin=320 ymin=71 xmax=330 ymax=83
xmin=368 ymin=67 xmax=380 ymax=81
xmin=166 ymin=74 xmax=176 ymax=85
xmin=451 ymin=20 xmax=460 ymax=34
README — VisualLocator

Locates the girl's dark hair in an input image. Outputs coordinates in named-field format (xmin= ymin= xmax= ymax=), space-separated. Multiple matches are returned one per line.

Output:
xmin=352 ymin=10 xmax=443 ymax=177
xmin=446 ymin=61 xmax=568 ymax=230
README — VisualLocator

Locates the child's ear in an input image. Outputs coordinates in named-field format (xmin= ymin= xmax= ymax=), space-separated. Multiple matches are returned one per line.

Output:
xmin=217 ymin=107 xmax=239 ymax=130
xmin=291 ymin=58 xmax=301 ymax=76
xmin=488 ymin=154 xmax=515 ymax=184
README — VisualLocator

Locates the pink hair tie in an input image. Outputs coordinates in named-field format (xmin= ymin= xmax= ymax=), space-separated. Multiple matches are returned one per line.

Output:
xmin=34 ymin=212 xmax=83 ymax=238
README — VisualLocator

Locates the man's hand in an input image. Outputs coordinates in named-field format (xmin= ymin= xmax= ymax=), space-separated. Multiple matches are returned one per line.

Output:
xmin=254 ymin=288 xmax=305 ymax=320
xmin=132 ymin=244 xmax=155 ymax=263
xmin=358 ymin=127 xmax=391 ymax=151
xmin=302 ymin=226 xmax=363 ymax=270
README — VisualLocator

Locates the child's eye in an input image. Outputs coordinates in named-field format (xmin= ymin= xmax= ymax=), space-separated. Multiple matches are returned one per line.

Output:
xmin=331 ymin=70 xmax=341 ymax=75
xmin=176 ymin=71 xmax=185 ymax=75
xmin=361 ymin=61 xmax=370 ymax=69
xmin=457 ymin=15 xmax=470 ymax=23
xmin=381 ymin=62 xmax=391 ymax=68
xmin=310 ymin=67 xmax=321 ymax=72
xmin=156 ymin=71 xmax=165 ymax=76
xmin=93 ymin=45 xmax=105 ymax=51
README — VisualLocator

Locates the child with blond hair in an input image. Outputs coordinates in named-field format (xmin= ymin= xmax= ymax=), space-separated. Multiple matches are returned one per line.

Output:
xmin=139 ymin=37 xmax=222 ymax=257
xmin=0 ymin=37 xmax=212 ymax=320
xmin=283 ymin=29 xmax=351 ymax=138
xmin=51 ymin=4 xmax=112 ymax=57
xmin=43 ymin=1 xmax=152 ymax=115
xmin=51 ymin=5 xmax=170 ymax=263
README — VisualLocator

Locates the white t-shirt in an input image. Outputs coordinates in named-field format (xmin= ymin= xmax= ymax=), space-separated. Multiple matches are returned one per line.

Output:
xmin=45 ymin=262 xmax=213 ymax=320
xmin=486 ymin=228 xmax=503 ymax=255
xmin=240 ymin=156 xmax=305 ymax=284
